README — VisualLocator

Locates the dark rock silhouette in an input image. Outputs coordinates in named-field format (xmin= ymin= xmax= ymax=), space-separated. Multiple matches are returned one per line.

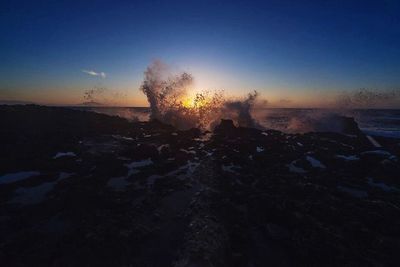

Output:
xmin=0 ymin=105 xmax=399 ymax=266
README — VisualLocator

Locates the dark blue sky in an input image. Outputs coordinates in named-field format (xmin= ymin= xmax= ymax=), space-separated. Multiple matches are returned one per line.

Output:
xmin=1 ymin=0 xmax=399 ymax=106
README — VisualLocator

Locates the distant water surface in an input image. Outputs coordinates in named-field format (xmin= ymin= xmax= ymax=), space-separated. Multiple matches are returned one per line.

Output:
xmin=71 ymin=107 xmax=400 ymax=138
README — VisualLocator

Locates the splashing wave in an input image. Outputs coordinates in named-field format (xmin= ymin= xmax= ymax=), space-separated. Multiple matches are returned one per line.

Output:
xmin=140 ymin=61 xmax=262 ymax=130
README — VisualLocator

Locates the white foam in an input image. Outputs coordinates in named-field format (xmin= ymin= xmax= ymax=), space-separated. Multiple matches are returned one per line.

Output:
xmin=165 ymin=160 xmax=200 ymax=178
xmin=194 ymin=132 xmax=213 ymax=141
xmin=53 ymin=152 xmax=76 ymax=159
xmin=180 ymin=149 xmax=196 ymax=154
xmin=288 ymin=162 xmax=306 ymax=174
xmin=125 ymin=158 xmax=153 ymax=176
xmin=335 ymin=155 xmax=360 ymax=161
xmin=112 ymin=135 xmax=134 ymax=141
xmin=256 ymin=146 xmax=264 ymax=152
xmin=125 ymin=158 xmax=153 ymax=169
xmin=222 ymin=164 xmax=241 ymax=174
xmin=306 ymin=156 xmax=326 ymax=169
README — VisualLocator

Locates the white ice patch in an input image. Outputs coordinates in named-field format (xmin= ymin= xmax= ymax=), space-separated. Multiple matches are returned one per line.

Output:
xmin=367 ymin=178 xmax=399 ymax=192
xmin=337 ymin=185 xmax=368 ymax=198
xmin=0 ymin=171 xmax=41 ymax=185
xmin=296 ymin=142 xmax=303 ymax=147
xmin=53 ymin=152 xmax=76 ymax=159
xmin=256 ymin=146 xmax=264 ymax=153
xmin=335 ymin=155 xmax=360 ymax=161
xmin=261 ymin=132 xmax=268 ymax=136
xmin=306 ymin=156 xmax=326 ymax=169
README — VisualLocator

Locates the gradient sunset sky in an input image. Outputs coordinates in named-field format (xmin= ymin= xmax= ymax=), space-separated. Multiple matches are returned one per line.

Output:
xmin=1 ymin=0 xmax=399 ymax=107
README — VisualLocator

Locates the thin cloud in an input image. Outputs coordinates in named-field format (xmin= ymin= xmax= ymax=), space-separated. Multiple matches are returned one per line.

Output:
xmin=82 ymin=69 xmax=106 ymax=78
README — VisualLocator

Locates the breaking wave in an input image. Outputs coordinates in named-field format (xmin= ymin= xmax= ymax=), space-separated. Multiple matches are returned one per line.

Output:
xmin=140 ymin=61 xmax=262 ymax=130
xmin=139 ymin=62 xmax=400 ymax=133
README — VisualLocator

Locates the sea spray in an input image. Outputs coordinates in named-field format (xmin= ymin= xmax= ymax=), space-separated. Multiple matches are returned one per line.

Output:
xmin=223 ymin=91 xmax=261 ymax=128
xmin=140 ymin=61 xmax=263 ymax=130
xmin=335 ymin=88 xmax=400 ymax=109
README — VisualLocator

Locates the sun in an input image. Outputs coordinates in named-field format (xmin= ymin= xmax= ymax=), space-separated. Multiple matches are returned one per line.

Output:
xmin=181 ymin=97 xmax=195 ymax=108
xmin=180 ymin=91 xmax=221 ymax=110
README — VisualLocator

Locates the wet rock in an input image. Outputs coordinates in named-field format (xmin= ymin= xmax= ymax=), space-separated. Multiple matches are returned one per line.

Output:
xmin=309 ymin=114 xmax=364 ymax=136
xmin=213 ymin=119 xmax=236 ymax=135
xmin=1 ymin=105 xmax=400 ymax=266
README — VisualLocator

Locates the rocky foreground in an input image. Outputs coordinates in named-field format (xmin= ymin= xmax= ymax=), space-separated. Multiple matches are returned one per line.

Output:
xmin=1 ymin=105 xmax=400 ymax=266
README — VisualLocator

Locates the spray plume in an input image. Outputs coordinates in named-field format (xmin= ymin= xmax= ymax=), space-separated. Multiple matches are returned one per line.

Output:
xmin=335 ymin=88 xmax=400 ymax=109
xmin=140 ymin=61 xmax=262 ymax=130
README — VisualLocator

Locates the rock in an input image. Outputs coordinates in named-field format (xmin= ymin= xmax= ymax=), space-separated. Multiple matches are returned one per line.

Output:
xmin=313 ymin=115 xmax=364 ymax=135
xmin=213 ymin=119 xmax=236 ymax=135
xmin=0 ymin=105 xmax=399 ymax=266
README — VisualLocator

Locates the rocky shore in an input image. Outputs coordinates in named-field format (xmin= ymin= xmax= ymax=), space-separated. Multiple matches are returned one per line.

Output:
xmin=1 ymin=105 xmax=399 ymax=266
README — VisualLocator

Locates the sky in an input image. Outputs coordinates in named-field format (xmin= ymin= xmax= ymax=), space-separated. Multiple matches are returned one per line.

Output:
xmin=0 ymin=0 xmax=399 ymax=107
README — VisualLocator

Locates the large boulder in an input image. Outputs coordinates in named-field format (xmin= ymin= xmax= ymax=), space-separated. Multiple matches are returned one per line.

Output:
xmin=312 ymin=115 xmax=363 ymax=135
xmin=213 ymin=119 xmax=236 ymax=135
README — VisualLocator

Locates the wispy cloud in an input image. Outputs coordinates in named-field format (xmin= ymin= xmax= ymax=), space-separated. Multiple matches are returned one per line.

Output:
xmin=82 ymin=69 xmax=106 ymax=78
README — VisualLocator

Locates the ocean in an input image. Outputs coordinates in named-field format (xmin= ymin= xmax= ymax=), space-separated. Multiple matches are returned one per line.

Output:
xmin=72 ymin=107 xmax=400 ymax=138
